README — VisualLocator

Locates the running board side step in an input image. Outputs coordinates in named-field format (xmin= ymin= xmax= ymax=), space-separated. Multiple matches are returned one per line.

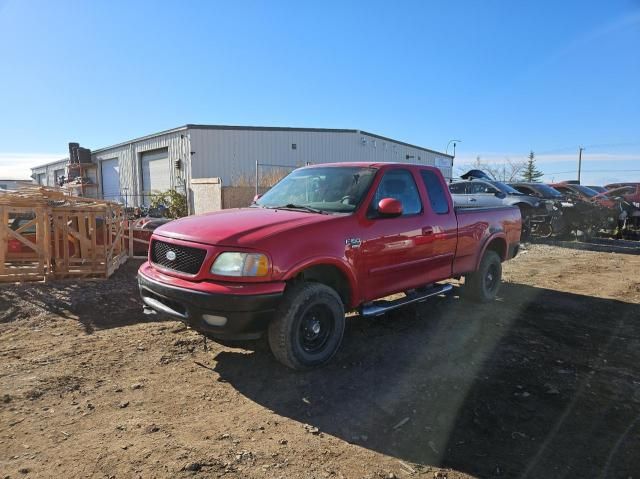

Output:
xmin=360 ymin=284 xmax=453 ymax=318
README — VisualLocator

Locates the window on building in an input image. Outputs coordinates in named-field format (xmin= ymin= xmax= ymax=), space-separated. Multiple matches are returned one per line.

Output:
xmin=420 ymin=170 xmax=449 ymax=214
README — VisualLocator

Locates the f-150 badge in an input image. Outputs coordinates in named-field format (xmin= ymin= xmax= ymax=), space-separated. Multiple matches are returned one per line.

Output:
xmin=345 ymin=238 xmax=362 ymax=248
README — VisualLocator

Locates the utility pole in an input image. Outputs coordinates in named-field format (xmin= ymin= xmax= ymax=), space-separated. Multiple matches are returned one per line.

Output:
xmin=577 ymin=146 xmax=584 ymax=184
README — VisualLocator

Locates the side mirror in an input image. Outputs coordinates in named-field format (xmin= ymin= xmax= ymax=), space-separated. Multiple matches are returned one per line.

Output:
xmin=252 ymin=193 xmax=263 ymax=203
xmin=494 ymin=191 xmax=506 ymax=199
xmin=377 ymin=198 xmax=403 ymax=217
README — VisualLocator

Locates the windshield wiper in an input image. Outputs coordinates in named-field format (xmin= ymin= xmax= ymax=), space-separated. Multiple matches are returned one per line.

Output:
xmin=271 ymin=203 xmax=328 ymax=214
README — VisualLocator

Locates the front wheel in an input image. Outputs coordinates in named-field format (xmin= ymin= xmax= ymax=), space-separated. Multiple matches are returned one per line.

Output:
xmin=268 ymin=282 xmax=345 ymax=370
xmin=463 ymin=250 xmax=502 ymax=302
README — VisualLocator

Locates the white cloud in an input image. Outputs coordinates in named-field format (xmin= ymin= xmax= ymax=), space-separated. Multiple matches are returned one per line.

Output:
xmin=0 ymin=153 xmax=66 ymax=180
xmin=453 ymin=152 xmax=639 ymax=165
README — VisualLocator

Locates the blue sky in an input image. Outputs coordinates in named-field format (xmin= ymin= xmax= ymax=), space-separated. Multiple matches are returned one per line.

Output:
xmin=0 ymin=0 xmax=638 ymax=185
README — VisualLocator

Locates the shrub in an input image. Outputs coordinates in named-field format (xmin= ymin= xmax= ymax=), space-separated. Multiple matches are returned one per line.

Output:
xmin=149 ymin=190 xmax=188 ymax=218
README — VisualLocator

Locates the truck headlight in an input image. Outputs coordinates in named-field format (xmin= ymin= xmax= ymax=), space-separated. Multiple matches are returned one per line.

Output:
xmin=210 ymin=252 xmax=269 ymax=277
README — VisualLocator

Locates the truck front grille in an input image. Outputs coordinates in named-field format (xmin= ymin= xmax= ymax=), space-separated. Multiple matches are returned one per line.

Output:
xmin=151 ymin=240 xmax=207 ymax=275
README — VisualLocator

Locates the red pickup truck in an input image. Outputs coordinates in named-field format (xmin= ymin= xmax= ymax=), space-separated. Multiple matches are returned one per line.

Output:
xmin=138 ymin=163 xmax=521 ymax=369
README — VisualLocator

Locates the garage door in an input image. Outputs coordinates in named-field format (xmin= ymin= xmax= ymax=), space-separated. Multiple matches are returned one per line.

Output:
xmin=141 ymin=149 xmax=170 ymax=204
xmin=101 ymin=158 xmax=120 ymax=202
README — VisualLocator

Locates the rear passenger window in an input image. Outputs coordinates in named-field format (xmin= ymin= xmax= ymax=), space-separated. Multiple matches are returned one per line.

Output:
xmin=449 ymin=182 xmax=467 ymax=194
xmin=470 ymin=182 xmax=495 ymax=194
xmin=420 ymin=170 xmax=449 ymax=214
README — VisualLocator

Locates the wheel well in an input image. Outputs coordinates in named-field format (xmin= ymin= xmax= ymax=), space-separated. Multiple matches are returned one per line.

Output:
xmin=515 ymin=202 xmax=533 ymax=214
xmin=293 ymin=264 xmax=351 ymax=306
xmin=485 ymin=237 xmax=507 ymax=261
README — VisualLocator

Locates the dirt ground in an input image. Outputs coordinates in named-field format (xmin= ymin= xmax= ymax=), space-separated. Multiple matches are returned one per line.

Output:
xmin=1 ymin=244 xmax=639 ymax=479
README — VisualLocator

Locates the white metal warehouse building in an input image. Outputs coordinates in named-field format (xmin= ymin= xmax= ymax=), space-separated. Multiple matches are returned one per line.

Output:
xmin=31 ymin=124 xmax=453 ymax=212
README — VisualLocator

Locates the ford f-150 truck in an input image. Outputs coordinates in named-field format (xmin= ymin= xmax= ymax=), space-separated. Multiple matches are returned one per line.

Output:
xmin=138 ymin=163 xmax=521 ymax=369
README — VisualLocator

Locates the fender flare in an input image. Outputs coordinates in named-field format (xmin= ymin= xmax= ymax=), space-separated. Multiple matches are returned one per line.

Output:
xmin=283 ymin=256 xmax=360 ymax=308
xmin=475 ymin=232 xmax=508 ymax=270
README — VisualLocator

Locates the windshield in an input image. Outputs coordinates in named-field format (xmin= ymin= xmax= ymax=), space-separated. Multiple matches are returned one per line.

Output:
xmin=533 ymin=184 xmax=564 ymax=198
xmin=489 ymin=180 xmax=523 ymax=195
xmin=256 ymin=166 xmax=377 ymax=213
xmin=572 ymin=185 xmax=599 ymax=197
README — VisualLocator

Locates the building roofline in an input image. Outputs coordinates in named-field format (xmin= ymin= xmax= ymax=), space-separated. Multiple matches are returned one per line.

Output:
xmin=33 ymin=124 xmax=452 ymax=169
xmin=92 ymin=125 xmax=190 ymax=154
xmin=31 ymin=158 xmax=69 ymax=169
xmin=186 ymin=124 xmax=357 ymax=134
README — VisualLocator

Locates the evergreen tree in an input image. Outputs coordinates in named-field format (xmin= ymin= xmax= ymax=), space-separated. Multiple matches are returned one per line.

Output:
xmin=522 ymin=151 xmax=544 ymax=182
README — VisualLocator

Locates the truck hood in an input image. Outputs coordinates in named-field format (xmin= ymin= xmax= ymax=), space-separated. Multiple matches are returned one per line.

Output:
xmin=153 ymin=207 xmax=338 ymax=248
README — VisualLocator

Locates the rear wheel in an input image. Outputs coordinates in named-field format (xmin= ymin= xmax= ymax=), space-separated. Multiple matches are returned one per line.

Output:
xmin=268 ymin=282 xmax=345 ymax=370
xmin=463 ymin=250 xmax=502 ymax=302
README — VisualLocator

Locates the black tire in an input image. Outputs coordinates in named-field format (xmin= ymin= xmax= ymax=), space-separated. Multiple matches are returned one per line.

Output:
xmin=463 ymin=250 xmax=502 ymax=303
xmin=268 ymin=282 xmax=345 ymax=370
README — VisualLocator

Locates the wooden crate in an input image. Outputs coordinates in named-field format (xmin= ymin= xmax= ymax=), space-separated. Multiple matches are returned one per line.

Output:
xmin=123 ymin=218 xmax=153 ymax=260
xmin=0 ymin=205 xmax=49 ymax=282
xmin=0 ymin=186 xmax=129 ymax=282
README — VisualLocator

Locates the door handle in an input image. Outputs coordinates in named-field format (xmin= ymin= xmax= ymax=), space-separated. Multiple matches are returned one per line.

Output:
xmin=469 ymin=198 xmax=477 ymax=202
xmin=422 ymin=227 xmax=434 ymax=235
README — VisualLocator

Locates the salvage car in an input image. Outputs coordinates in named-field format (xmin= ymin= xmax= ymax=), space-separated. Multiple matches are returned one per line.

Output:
xmin=138 ymin=162 xmax=522 ymax=369
xmin=509 ymin=182 xmax=565 ymax=201
xmin=509 ymin=182 xmax=571 ymax=237
xmin=550 ymin=183 xmax=628 ymax=238
xmin=551 ymin=183 xmax=616 ymax=209
xmin=605 ymin=182 xmax=640 ymax=207
xmin=449 ymin=176 xmax=544 ymax=239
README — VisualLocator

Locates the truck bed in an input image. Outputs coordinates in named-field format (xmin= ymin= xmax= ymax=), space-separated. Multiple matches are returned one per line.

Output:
xmin=453 ymin=205 xmax=522 ymax=276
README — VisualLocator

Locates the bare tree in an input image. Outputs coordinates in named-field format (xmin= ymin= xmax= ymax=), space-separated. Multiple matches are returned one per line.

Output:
xmin=456 ymin=156 xmax=526 ymax=182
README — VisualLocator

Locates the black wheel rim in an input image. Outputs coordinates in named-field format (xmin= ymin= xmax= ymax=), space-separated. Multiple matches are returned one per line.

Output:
xmin=485 ymin=263 xmax=499 ymax=292
xmin=298 ymin=304 xmax=334 ymax=354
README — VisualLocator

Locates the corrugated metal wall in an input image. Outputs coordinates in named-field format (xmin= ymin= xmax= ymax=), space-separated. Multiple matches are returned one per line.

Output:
xmin=92 ymin=130 xmax=189 ymax=206
xmin=30 ymin=126 xmax=452 ymax=208
xmin=31 ymin=159 xmax=68 ymax=187
xmin=188 ymin=128 xmax=452 ymax=185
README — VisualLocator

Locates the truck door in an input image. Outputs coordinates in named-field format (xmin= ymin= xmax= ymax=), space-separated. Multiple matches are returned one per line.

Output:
xmin=417 ymin=169 xmax=458 ymax=283
xmin=358 ymin=168 xmax=431 ymax=300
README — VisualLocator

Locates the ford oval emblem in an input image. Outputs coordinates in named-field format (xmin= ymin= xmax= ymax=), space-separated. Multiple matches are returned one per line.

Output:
xmin=166 ymin=250 xmax=177 ymax=261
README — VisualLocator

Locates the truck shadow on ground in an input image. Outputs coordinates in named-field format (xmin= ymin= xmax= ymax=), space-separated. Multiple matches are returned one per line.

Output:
xmin=213 ymin=283 xmax=640 ymax=479
xmin=0 ymin=259 xmax=169 ymax=333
